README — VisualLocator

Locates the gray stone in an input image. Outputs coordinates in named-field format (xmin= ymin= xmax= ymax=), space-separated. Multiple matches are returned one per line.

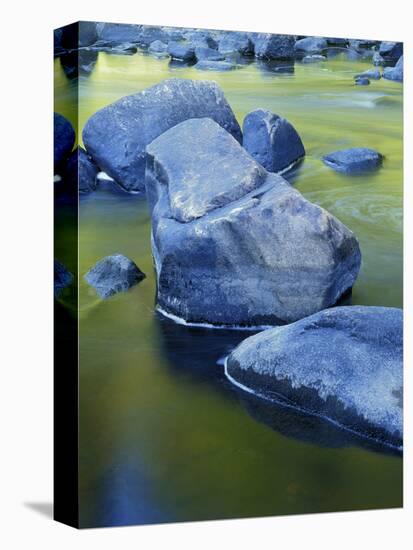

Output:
xmin=253 ymin=33 xmax=295 ymax=59
xmin=295 ymin=36 xmax=328 ymax=54
xmin=194 ymin=60 xmax=237 ymax=71
xmin=325 ymin=37 xmax=348 ymax=46
xmin=84 ymin=254 xmax=145 ymax=298
xmin=354 ymin=76 xmax=370 ymax=86
xmin=82 ymin=78 xmax=242 ymax=192
xmin=226 ymin=306 xmax=403 ymax=449
xmin=54 ymin=260 xmax=74 ymax=298
xmin=65 ymin=147 xmax=99 ymax=194
xmin=373 ymin=52 xmax=385 ymax=66
xmin=354 ymin=68 xmax=381 ymax=80
xmin=323 ymin=148 xmax=383 ymax=174
xmin=194 ymin=46 xmax=225 ymax=61
xmin=383 ymin=56 xmax=403 ymax=83
xmin=167 ymin=41 xmax=196 ymax=61
xmin=145 ymin=118 xmax=361 ymax=326
xmin=379 ymin=41 xmax=403 ymax=62
xmin=243 ymin=109 xmax=305 ymax=173
xmin=218 ymin=31 xmax=254 ymax=56
xmin=148 ymin=40 xmax=169 ymax=57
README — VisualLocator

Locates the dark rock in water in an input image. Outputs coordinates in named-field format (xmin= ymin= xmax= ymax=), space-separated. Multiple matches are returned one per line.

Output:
xmin=82 ymin=78 xmax=242 ymax=192
xmin=379 ymin=41 xmax=403 ymax=62
xmin=103 ymin=42 xmax=138 ymax=55
xmin=195 ymin=60 xmax=237 ymax=71
xmin=325 ymin=37 xmax=348 ymax=46
xmin=295 ymin=36 xmax=328 ymax=54
xmin=95 ymin=22 xmax=142 ymax=46
xmin=167 ymin=41 xmax=195 ymax=61
xmin=302 ymin=54 xmax=326 ymax=63
xmin=226 ymin=306 xmax=403 ymax=449
xmin=243 ymin=109 xmax=305 ymax=173
xmin=54 ymin=260 xmax=74 ymax=298
xmin=348 ymin=39 xmax=379 ymax=52
xmin=383 ymin=55 xmax=403 ymax=82
xmin=161 ymin=27 xmax=185 ymax=42
xmin=354 ymin=68 xmax=381 ymax=80
xmin=218 ymin=31 xmax=254 ymax=56
xmin=354 ymin=76 xmax=370 ymax=86
xmin=84 ymin=254 xmax=145 ymax=298
xmin=253 ymin=33 xmax=295 ymax=59
xmin=54 ymin=113 xmax=75 ymax=167
xmin=54 ymin=28 xmax=65 ymax=57
xmin=323 ymin=148 xmax=383 ymax=174
xmin=148 ymin=40 xmax=169 ymax=56
xmin=195 ymin=46 xmax=225 ymax=61
xmin=65 ymin=147 xmax=99 ymax=194
xmin=145 ymin=118 xmax=361 ymax=326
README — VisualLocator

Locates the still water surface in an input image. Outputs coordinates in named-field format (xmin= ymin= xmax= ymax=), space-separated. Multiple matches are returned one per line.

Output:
xmin=54 ymin=50 xmax=403 ymax=527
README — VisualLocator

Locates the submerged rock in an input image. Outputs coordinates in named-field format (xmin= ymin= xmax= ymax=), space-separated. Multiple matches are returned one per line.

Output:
xmin=225 ymin=306 xmax=403 ymax=449
xmin=65 ymin=147 xmax=99 ymax=194
xmin=383 ymin=56 xmax=403 ymax=82
xmin=354 ymin=68 xmax=381 ymax=80
xmin=354 ymin=76 xmax=370 ymax=86
xmin=323 ymin=148 xmax=383 ymax=174
xmin=145 ymin=118 xmax=361 ymax=326
xmin=54 ymin=260 xmax=74 ymax=297
xmin=295 ymin=36 xmax=328 ymax=54
xmin=253 ymin=33 xmax=295 ymax=59
xmin=243 ymin=109 xmax=305 ymax=173
xmin=167 ymin=41 xmax=195 ymax=61
xmin=195 ymin=60 xmax=237 ymax=71
xmin=82 ymin=78 xmax=242 ymax=192
xmin=84 ymin=254 xmax=145 ymax=298
xmin=54 ymin=113 xmax=75 ymax=168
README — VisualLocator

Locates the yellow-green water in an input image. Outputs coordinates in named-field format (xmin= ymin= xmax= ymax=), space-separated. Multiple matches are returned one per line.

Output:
xmin=54 ymin=50 xmax=403 ymax=528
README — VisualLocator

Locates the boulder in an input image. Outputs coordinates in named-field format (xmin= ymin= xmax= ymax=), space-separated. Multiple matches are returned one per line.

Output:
xmin=323 ymin=148 xmax=383 ymax=174
xmin=54 ymin=260 xmax=74 ymax=298
xmin=194 ymin=46 xmax=225 ymax=61
xmin=372 ymin=52 xmax=385 ymax=66
xmin=243 ymin=109 xmax=305 ymax=173
xmin=225 ymin=306 xmax=403 ymax=449
xmin=65 ymin=147 xmax=99 ymax=194
xmin=148 ymin=40 xmax=169 ymax=57
xmin=84 ymin=254 xmax=145 ymax=298
xmin=325 ymin=37 xmax=348 ymax=46
xmin=218 ymin=31 xmax=254 ymax=56
xmin=183 ymin=30 xmax=218 ymax=49
xmin=253 ymin=33 xmax=295 ymax=59
xmin=354 ymin=68 xmax=381 ymax=80
xmin=136 ymin=25 xmax=170 ymax=48
xmin=354 ymin=76 xmax=370 ymax=86
xmin=295 ymin=36 xmax=328 ymax=54
xmin=195 ymin=60 xmax=237 ymax=71
xmin=95 ymin=22 xmax=142 ymax=46
xmin=383 ymin=56 xmax=403 ymax=82
xmin=83 ymin=79 xmax=242 ymax=192
xmin=54 ymin=113 xmax=75 ymax=168
xmin=167 ymin=41 xmax=196 ymax=61
xmin=379 ymin=41 xmax=403 ymax=62
xmin=302 ymin=54 xmax=326 ymax=63
xmin=145 ymin=118 xmax=361 ymax=326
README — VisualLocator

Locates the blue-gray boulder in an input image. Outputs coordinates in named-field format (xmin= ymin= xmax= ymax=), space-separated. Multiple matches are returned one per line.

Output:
xmin=295 ymin=36 xmax=328 ymax=54
xmin=195 ymin=60 xmax=237 ymax=71
xmin=167 ymin=41 xmax=195 ymax=61
xmin=325 ymin=37 xmax=348 ymax=46
xmin=148 ymin=40 xmax=169 ymax=57
xmin=373 ymin=52 xmax=385 ymax=66
xmin=354 ymin=68 xmax=381 ymax=80
xmin=225 ymin=306 xmax=403 ymax=449
xmin=383 ymin=56 xmax=403 ymax=83
xmin=95 ymin=22 xmax=142 ymax=45
xmin=354 ymin=76 xmax=370 ymax=86
xmin=65 ymin=147 xmax=99 ymax=194
xmin=84 ymin=254 xmax=145 ymax=298
xmin=54 ymin=260 xmax=74 ymax=298
xmin=195 ymin=46 xmax=225 ymax=61
xmin=253 ymin=33 xmax=295 ymax=59
xmin=54 ymin=113 xmax=75 ymax=168
xmin=145 ymin=118 xmax=361 ymax=326
xmin=323 ymin=148 xmax=383 ymax=174
xmin=83 ymin=78 xmax=242 ymax=192
xmin=218 ymin=31 xmax=253 ymax=56
xmin=183 ymin=30 xmax=218 ymax=49
xmin=379 ymin=41 xmax=403 ymax=62
xmin=243 ymin=109 xmax=305 ymax=173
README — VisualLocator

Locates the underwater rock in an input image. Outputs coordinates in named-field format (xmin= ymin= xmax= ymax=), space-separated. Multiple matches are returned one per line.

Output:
xmin=194 ymin=46 xmax=225 ymax=61
xmin=82 ymin=78 xmax=242 ymax=192
xmin=84 ymin=254 xmax=145 ymax=298
xmin=194 ymin=60 xmax=237 ymax=71
xmin=218 ymin=31 xmax=254 ymax=56
xmin=354 ymin=68 xmax=381 ymax=80
xmin=54 ymin=260 xmax=74 ymax=298
xmin=54 ymin=113 xmax=75 ymax=168
xmin=243 ymin=109 xmax=305 ymax=173
xmin=225 ymin=306 xmax=403 ymax=449
xmin=167 ymin=41 xmax=196 ymax=61
xmin=354 ymin=76 xmax=370 ymax=86
xmin=65 ymin=147 xmax=99 ymax=194
xmin=323 ymin=148 xmax=383 ymax=174
xmin=383 ymin=56 xmax=403 ymax=82
xmin=295 ymin=36 xmax=327 ymax=54
xmin=379 ymin=41 xmax=403 ymax=62
xmin=145 ymin=117 xmax=361 ymax=326
xmin=302 ymin=54 xmax=326 ymax=63
xmin=253 ymin=33 xmax=295 ymax=59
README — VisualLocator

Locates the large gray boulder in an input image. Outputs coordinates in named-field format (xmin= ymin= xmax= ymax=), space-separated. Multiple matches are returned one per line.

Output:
xmin=243 ymin=109 xmax=305 ymax=172
xmin=226 ymin=306 xmax=403 ymax=449
xmin=84 ymin=254 xmax=145 ymax=298
xmin=82 ymin=79 xmax=242 ymax=192
xmin=167 ymin=41 xmax=196 ymax=61
xmin=253 ymin=33 xmax=295 ymax=59
xmin=295 ymin=36 xmax=328 ymax=54
xmin=95 ymin=22 xmax=142 ymax=46
xmin=383 ymin=56 xmax=403 ymax=83
xmin=145 ymin=118 xmax=361 ymax=326
xmin=218 ymin=31 xmax=254 ymax=56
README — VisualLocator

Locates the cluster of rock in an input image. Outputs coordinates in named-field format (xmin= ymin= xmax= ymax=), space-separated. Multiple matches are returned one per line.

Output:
xmin=353 ymin=55 xmax=403 ymax=85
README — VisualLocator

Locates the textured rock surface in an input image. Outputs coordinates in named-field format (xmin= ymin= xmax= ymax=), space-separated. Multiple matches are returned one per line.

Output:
xmin=65 ymin=147 xmax=99 ymax=194
xmin=243 ymin=109 xmax=305 ymax=172
xmin=379 ymin=41 xmax=403 ymax=62
xmin=253 ymin=34 xmax=295 ymax=59
xmin=295 ymin=36 xmax=328 ymax=54
xmin=226 ymin=306 xmax=403 ymax=448
xmin=323 ymin=148 xmax=383 ymax=174
xmin=383 ymin=56 xmax=403 ymax=83
xmin=54 ymin=260 xmax=74 ymax=298
xmin=82 ymin=79 xmax=242 ymax=192
xmin=84 ymin=254 xmax=145 ymax=298
xmin=195 ymin=46 xmax=225 ymax=61
xmin=354 ymin=76 xmax=370 ymax=86
xmin=146 ymin=118 xmax=361 ymax=326
xmin=148 ymin=40 xmax=169 ymax=56
xmin=95 ymin=22 xmax=142 ymax=45
xmin=167 ymin=41 xmax=195 ymax=61
xmin=195 ymin=60 xmax=237 ymax=71
xmin=218 ymin=32 xmax=253 ymax=55
xmin=54 ymin=113 xmax=75 ymax=168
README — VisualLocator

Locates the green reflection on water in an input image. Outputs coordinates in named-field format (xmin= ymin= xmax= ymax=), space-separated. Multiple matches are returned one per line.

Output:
xmin=55 ymin=50 xmax=402 ymax=527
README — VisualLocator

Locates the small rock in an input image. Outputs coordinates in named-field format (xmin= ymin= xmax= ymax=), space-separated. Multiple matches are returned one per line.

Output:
xmin=323 ymin=148 xmax=383 ymax=174
xmin=379 ymin=41 xmax=403 ymax=62
xmin=373 ymin=52 xmax=386 ymax=66
xmin=354 ymin=68 xmax=381 ymax=80
xmin=354 ymin=76 xmax=370 ymax=86
xmin=54 ymin=260 xmax=73 ymax=297
xmin=84 ymin=254 xmax=145 ymax=298
xmin=167 ymin=41 xmax=196 ymax=61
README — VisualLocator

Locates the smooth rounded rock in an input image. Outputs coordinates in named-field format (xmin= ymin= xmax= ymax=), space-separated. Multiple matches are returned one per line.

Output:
xmin=295 ymin=36 xmax=328 ymax=54
xmin=253 ymin=33 xmax=295 ymax=59
xmin=323 ymin=148 xmax=383 ymax=174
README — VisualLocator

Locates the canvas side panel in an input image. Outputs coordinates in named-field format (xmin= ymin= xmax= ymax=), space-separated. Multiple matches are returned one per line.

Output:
xmin=53 ymin=21 xmax=79 ymax=529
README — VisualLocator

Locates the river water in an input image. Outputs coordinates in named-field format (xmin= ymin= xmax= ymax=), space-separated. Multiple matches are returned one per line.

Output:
xmin=54 ymin=49 xmax=403 ymax=528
